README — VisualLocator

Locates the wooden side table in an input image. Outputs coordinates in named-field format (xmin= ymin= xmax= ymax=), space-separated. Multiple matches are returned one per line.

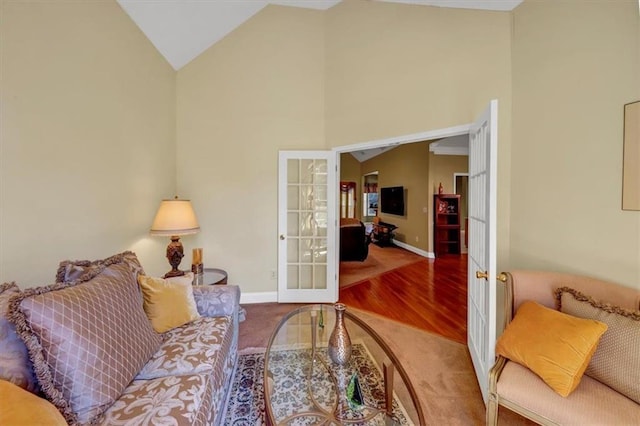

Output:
xmin=373 ymin=221 xmax=397 ymax=247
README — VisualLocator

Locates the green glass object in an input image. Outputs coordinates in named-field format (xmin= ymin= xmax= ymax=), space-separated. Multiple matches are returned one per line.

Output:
xmin=346 ymin=373 xmax=363 ymax=409
xmin=319 ymin=305 xmax=324 ymax=328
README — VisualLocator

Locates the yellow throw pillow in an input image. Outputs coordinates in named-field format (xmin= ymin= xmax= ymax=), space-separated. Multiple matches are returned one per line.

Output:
xmin=0 ymin=379 xmax=67 ymax=425
xmin=137 ymin=273 xmax=200 ymax=333
xmin=496 ymin=301 xmax=607 ymax=397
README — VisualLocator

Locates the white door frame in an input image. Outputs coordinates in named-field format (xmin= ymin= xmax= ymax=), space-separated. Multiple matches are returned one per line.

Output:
xmin=332 ymin=124 xmax=471 ymax=156
xmin=332 ymin=114 xmax=498 ymax=400
xmin=332 ymin=123 xmax=473 ymax=289
xmin=453 ymin=172 xmax=469 ymax=194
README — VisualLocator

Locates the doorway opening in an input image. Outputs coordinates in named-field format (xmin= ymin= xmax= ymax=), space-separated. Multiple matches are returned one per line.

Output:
xmin=455 ymin=173 xmax=469 ymax=254
xmin=334 ymin=125 xmax=471 ymax=258
xmin=334 ymin=125 xmax=473 ymax=347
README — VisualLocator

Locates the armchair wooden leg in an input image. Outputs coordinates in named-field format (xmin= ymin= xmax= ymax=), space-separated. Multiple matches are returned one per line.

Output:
xmin=487 ymin=356 xmax=507 ymax=426
xmin=487 ymin=393 xmax=499 ymax=426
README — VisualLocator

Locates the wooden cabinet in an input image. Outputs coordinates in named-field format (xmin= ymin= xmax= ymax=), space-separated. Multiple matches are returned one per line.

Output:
xmin=433 ymin=194 xmax=461 ymax=257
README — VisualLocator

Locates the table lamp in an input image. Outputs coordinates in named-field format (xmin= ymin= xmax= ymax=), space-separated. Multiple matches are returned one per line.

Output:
xmin=150 ymin=197 xmax=200 ymax=278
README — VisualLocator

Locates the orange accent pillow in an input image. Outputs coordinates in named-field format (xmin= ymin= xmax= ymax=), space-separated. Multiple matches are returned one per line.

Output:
xmin=0 ymin=379 xmax=67 ymax=425
xmin=496 ymin=301 xmax=607 ymax=397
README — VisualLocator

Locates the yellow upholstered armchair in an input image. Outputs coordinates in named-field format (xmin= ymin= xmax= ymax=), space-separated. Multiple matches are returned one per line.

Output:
xmin=487 ymin=270 xmax=640 ymax=426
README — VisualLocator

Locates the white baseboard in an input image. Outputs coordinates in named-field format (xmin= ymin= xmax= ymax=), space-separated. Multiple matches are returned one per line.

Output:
xmin=240 ymin=292 xmax=277 ymax=304
xmin=391 ymin=240 xmax=435 ymax=259
xmin=240 ymin=243 xmax=432 ymax=304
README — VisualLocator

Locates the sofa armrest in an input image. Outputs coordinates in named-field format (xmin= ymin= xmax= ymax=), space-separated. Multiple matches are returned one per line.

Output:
xmin=192 ymin=285 xmax=240 ymax=317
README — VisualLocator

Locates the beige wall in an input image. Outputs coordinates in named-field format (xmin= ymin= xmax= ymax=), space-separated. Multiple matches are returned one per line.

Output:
xmin=430 ymin=154 xmax=468 ymax=196
xmin=7 ymin=0 xmax=635 ymax=295
xmin=0 ymin=0 xmax=177 ymax=286
xmin=511 ymin=0 xmax=640 ymax=287
xmin=325 ymin=0 xmax=513 ymax=266
xmin=178 ymin=1 xmax=512 ymax=293
xmin=362 ymin=142 xmax=431 ymax=251
xmin=176 ymin=5 xmax=325 ymax=293
xmin=340 ymin=153 xmax=362 ymax=220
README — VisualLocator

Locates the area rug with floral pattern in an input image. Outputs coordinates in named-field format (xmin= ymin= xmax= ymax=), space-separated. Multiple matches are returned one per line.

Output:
xmin=223 ymin=349 xmax=266 ymax=425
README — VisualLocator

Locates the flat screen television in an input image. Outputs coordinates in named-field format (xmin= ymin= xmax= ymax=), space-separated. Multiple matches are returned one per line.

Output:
xmin=380 ymin=186 xmax=405 ymax=216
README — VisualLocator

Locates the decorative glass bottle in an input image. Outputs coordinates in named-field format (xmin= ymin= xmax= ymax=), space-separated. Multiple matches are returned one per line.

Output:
xmin=328 ymin=303 xmax=352 ymax=365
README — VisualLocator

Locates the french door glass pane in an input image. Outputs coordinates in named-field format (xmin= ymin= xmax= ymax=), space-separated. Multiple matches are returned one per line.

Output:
xmin=287 ymin=265 xmax=298 ymax=290
xmin=286 ymin=158 xmax=329 ymax=290
xmin=287 ymin=239 xmax=299 ymax=263
xmin=287 ymin=212 xmax=299 ymax=237
xmin=287 ymin=186 xmax=299 ymax=210
xmin=314 ymin=266 xmax=327 ymax=290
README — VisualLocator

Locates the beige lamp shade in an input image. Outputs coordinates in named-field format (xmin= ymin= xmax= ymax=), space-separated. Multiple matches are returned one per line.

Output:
xmin=150 ymin=199 xmax=200 ymax=236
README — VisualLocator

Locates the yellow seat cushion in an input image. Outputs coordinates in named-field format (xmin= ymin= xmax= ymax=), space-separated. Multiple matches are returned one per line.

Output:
xmin=0 ymin=379 xmax=67 ymax=425
xmin=496 ymin=301 xmax=607 ymax=397
xmin=138 ymin=273 xmax=200 ymax=333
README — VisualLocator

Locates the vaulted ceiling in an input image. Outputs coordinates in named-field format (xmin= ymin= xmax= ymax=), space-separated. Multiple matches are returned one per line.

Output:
xmin=117 ymin=0 xmax=523 ymax=70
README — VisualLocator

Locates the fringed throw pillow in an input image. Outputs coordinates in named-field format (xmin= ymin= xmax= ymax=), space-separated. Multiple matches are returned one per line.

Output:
xmin=556 ymin=287 xmax=640 ymax=404
xmin=9 ymin=254 xmax=162 ymax=425
xmin=0 ymin=282 xmax=39 ymax=393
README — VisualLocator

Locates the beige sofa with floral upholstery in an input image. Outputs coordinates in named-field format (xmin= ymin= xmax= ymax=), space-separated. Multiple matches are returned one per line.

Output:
xmin=0 ymin=252 xmax=241 ymax=426
xmin=487 ymin=270 xmax=640 ymax=426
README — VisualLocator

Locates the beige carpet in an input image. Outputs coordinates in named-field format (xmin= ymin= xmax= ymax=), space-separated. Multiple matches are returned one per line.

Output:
xmin=238 ymin=303 xmax=534 ymax=425
xmin=339 ymin=243 xmax=424 ymax=288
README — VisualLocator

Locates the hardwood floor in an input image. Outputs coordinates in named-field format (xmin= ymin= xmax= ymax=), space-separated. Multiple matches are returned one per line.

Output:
xmin=338 ymin=253 xmax=468 ymax=344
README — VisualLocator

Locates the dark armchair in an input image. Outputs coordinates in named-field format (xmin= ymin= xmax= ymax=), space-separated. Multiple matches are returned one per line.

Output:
xmin=339 ymin=219 xmax=371 ymax=261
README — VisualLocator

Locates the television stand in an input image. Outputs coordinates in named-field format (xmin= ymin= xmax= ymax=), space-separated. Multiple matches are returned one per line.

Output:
xmin=372 ymin=221 xmax=397 ymax=247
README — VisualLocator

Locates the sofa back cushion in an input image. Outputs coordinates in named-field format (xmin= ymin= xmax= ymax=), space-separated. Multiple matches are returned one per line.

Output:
xmin=556 ymin=287 xmax=640 ymax=404
xmin=340 ymin=218 xmax=361 ymax=227
xmin=56 ymin=250 xmax=145 ymax=283
xmin=9 ymin=257 xmax=162 ymax=425
xmin=510 ymin=270 xmax=640 ymax=313
xmin=0 ymin=283 xmax=39 ymax=393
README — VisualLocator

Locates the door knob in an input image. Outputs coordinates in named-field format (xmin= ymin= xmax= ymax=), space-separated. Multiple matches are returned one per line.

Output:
xmin=279 ymin=235 xmax=285 ymax=240
xmin=475 ymin=270 xmax=508 ymax=282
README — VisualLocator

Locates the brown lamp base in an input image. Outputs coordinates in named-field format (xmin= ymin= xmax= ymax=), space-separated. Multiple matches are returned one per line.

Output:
xmin=164 ymin=269 xmax=186 ymax=278
xmin=163 ymin=235 xmax=186 ymax=279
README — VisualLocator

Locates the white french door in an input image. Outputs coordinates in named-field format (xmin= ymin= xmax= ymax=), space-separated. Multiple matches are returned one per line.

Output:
xmin=277 ymin=151 xmax=337 ymax=303
xmin=467 ymin=99 xmax=498 ymax=403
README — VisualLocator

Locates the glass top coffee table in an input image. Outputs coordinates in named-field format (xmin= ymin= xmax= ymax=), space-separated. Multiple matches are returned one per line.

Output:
xmin=264 ymin=304 xmax=425 ymax=425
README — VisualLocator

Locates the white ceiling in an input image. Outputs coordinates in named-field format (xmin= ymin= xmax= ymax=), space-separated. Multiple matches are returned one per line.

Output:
xmin=429 ymin=134 xmax=469 ymax=156
xmin=117 ymin=0 xmax=524 ymax=70
xmin=350 ymin=145 xmax=398 ymax=162
xmin=350 ymin=134 xmax=469 ymax=162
